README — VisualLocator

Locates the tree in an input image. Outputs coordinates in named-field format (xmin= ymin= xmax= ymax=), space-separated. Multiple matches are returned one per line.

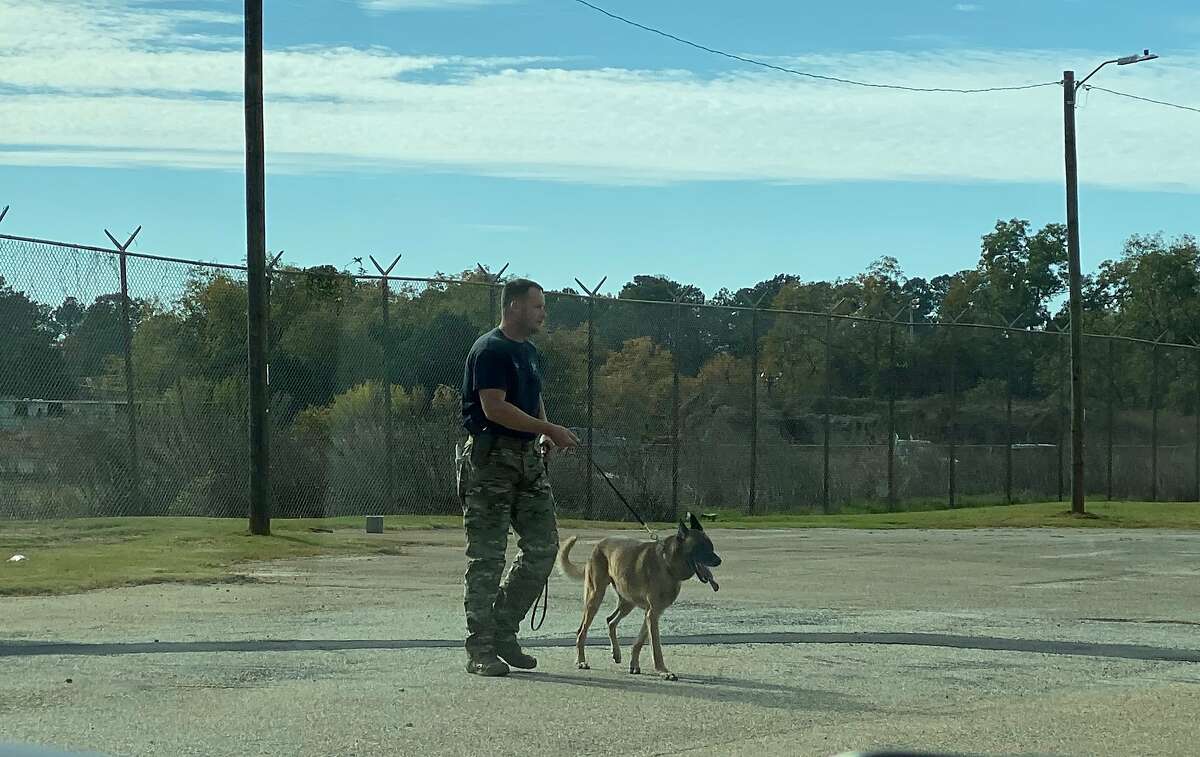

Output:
xmin=60 ymin=293 xmax=146 ymax=384
xmin=977 ymin=219 xmax=1068 ymax=327
xmin=597 ymin=336 xmax=675 ymax=438
xmin=1092 ymin=233 xmax=1199 ymax=340
xmin=1089 ymin=233 xmax=1200 ymax=410
xmin=618 ymin=274 xmax=705 ymax=305
xmin=0 ymin=276 xmax=74 ymax=399
xmin=52 ymin=297 xmax=86 ymax=338
xmin=538 ymin=323 xmax=590 ymax=427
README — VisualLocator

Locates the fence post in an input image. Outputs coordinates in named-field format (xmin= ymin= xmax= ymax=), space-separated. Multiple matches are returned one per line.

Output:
xmin=1001 ymin=312 xmax=1023 ymax=506
xmin=748 ymin=296 xmax=764 ymax=516
xmin=947 ymin=318 xmax=958 ymax=509
xmin=1005 ymin=332 xmax=1014 ymax=506
xmin=670 ymin=298 xmax=682 ymax=522
xmin=1193 ymin=341 xmax=1200 ymax=504
xmin=576 ymin=277 xmax=606 ymax=520
xmin=824 ymin=311 xmax=834 ymax=513
xmin=1107 ymin=336 xmax=1115 ymax=500
xmin=371 ymin=255 xmax=402 ymax=512
xmin=104 ymin=227 xmax=143 ymax=514
xmin=478 ymin=262 xmax=509 ymax=325
xmin=1057 ymin=326 xmax=1067 ymax=502
xmin=265 ymin=250 xmax=283 ymax=352
xmin=823 ymin=301 xmax=844 ymax=514
xmin=887 ymin=318 xmax=897 ymax=511
xmin=1151 ymin=337 xmax=1161 ymax=502
xmin=264 ymin=249 xmax=283 ymax=505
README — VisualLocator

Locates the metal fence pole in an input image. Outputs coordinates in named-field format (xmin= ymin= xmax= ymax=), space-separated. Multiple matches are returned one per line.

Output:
xmin=1107 ymin=336 xmax=1115 ymax=501
xmin=576 ymin=277 xmax=605 ymax=520
xmin=997 ymin=312 xmax=1027 ymax=506
xmin=823 ymin=306 xmax=838 ymax=514
xmin=478 ymin=262 xmax=508 ymax=325
xmin=586 ymin=294 xmax=595 ymax=519
xmin=371 ymin=255 xmax=401 ymax=512
xmin=948 ymin=321 xmax=958 ymax=509
xmin=1005 ymin=333 xmax=1014 ymax=506
xmin=1190 ymin=345 xmax=1200 ymax=506
xmin=671 ymin=299 xmax=682 ymax=522
xmin=265 ymin=250 xmax=284 ymax=350
xmin=105 ymin=227 xmax=142 ymax=514
xmin=1151 ymin=339 xmax=1161 ymax=502
xmin=887 ymin=316 xmax=898 ymax=511
xmin=1057 ymin=328 xmax=1066 ymax=502
xmin=264 ymin=249 xmax=283 ymax=507
xmin=748 ymin=300 xmax=760 ymax=515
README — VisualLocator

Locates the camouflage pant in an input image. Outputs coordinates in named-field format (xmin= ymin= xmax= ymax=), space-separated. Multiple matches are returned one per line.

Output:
xmin=459 ymin=433 xmax=559 ymax=657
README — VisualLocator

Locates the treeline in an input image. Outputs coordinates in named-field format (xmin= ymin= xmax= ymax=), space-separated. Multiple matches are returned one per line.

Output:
xmin=2 ymin=219 xmax=1197 ymax=518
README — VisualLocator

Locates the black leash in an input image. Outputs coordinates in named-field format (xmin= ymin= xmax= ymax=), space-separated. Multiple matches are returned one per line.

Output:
xmin=529 ymin=580 xmax=548 ymax=631
xmin=583 ymin=452 xmax=660 ymax=541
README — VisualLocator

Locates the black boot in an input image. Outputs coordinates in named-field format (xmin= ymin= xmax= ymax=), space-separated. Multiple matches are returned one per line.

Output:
xmin=494 ymin=636 xmax=537 ymax=670
xmin=465 ymin=653 xmax=510 ymax=677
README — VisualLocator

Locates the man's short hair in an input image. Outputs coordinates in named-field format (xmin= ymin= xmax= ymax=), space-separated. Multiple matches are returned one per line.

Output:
xmin=501 ymin=278 xmax=543 ymax=310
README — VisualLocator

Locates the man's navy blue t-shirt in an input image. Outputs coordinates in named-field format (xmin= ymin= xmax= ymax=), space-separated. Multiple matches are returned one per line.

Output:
xmin=461 ymin=328 xmax=543 ymax=440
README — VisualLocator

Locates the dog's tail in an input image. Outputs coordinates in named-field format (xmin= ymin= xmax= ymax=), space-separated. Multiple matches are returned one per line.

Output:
xmin=556 ymin=536 xmax=586 ymax=581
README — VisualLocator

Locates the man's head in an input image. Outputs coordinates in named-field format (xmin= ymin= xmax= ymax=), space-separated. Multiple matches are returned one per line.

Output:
xmin=500 ymin=278 xmax=546 ymax=338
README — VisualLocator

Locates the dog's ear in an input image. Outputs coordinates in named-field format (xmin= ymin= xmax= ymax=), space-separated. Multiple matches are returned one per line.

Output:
xmin=677 ymin=518 xmax=688 ymax=538
xmin=689 ymin=512 xmax=703 ymax=531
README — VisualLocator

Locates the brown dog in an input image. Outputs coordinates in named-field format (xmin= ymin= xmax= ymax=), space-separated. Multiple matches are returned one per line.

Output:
xmin=556 ymin=512 xmax=721 ymax=680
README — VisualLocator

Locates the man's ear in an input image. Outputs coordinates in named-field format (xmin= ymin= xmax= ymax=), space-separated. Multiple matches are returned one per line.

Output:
xmin=689 ymin=512 xmax=703 ymax=531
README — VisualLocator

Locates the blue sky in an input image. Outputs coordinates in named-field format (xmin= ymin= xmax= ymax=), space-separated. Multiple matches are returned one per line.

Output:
xmin=2 ymin=0 xmax=1198 ymax=299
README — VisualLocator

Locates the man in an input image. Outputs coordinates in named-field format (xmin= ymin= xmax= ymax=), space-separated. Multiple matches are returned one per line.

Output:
xmin=458 ymin=278 xmax=580 ymax=676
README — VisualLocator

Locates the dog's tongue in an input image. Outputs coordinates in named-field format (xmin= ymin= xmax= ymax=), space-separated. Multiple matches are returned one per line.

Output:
xmin=694 ymin=563 xmax=720 ymax=592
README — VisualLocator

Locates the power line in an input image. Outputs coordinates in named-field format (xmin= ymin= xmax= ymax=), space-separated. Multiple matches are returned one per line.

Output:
xmin=571 ymin=0 xmax=1060 ymax=94
xmin=1082 ymin=85 xmax=1200 ymax=114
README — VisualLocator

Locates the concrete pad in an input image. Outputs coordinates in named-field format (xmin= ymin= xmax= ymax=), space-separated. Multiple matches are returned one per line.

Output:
xmin=1 ymin=527 xmax=1198 ymax=756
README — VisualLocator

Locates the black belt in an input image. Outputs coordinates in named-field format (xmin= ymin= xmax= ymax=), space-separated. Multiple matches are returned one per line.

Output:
xmin=472 ymin=432 xmax=535 ymax=450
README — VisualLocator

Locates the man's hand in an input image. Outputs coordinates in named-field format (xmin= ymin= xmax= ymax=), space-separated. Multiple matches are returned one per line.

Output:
xmin=544 ymin=424 xmax=580 ymax=450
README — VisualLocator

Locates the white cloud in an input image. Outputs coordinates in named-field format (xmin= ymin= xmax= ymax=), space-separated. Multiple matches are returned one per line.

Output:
xmin=3 ymin=1 xmax=1199 ymax=193
xmin=954 ymin=3 xmax=982 ymax=11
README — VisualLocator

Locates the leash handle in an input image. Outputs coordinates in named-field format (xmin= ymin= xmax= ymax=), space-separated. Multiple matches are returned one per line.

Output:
xmin=529 ymin=580 xmax=549 ymax=631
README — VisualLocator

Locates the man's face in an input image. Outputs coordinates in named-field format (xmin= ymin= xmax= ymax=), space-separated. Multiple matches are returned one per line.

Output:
xmin=511 ymin=288 xmax=546 ymax=335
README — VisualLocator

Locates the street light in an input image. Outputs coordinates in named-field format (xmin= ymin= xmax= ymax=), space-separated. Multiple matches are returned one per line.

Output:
xmin=1062 ymin=49 xmax=1157 ymax=516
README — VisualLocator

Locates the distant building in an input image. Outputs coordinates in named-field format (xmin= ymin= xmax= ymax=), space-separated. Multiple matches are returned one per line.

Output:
xmin=0 ymin=397 xmax=126 ymax=431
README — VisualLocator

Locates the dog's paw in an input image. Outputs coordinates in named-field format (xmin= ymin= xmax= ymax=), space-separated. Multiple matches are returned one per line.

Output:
xmin=611 ymin=649 xmax=622 ymax=664
xmin=628 ymin=664 xmax=640 ymax=675
xmin=575 ymin=661 xmax=590 ymax=670
xmin=658 ymin=671 xmax=677 ymax=681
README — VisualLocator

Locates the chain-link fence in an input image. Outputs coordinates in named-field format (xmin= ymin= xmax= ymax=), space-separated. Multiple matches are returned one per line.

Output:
xmin=3 ymin=233 xmax=1199 ymax=521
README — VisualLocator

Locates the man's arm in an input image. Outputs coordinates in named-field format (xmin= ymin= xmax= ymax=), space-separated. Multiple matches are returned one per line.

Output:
xmin=479 ymin=389 xmax=554 ymax=436
xmin=479 ymin=390 xmax=579 ymax=448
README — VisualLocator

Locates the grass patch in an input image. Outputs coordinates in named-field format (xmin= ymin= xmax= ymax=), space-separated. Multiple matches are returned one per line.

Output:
xmin=692 ymin=501 xmax=1200 ymax=530
xmin=2 ymin=502 xmax=1197 ymax=596
xmin=0 ymin=517 xmax=421 ymax=597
